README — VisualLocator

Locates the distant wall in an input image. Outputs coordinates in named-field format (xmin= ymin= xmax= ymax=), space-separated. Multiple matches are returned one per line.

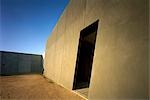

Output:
xmin=44 ymin=0 xmax=149 ymax=99
xmin=0 ymin=52 xmax=1 ymax=74
xmin=0 ymin=51 xmax=43 ymax=75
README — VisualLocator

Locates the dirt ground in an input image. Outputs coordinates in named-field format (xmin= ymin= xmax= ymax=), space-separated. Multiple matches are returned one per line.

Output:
xmin=0 ymin=74 xmax=85 ymax=100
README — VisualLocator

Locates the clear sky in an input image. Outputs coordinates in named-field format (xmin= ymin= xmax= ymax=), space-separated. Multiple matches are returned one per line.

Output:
xmin=0 ymin=0 xmax=69 ymax=55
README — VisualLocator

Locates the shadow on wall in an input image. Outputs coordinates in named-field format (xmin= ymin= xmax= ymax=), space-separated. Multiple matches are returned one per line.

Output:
xmin=0 ymin=51 xmax=44 ymax=76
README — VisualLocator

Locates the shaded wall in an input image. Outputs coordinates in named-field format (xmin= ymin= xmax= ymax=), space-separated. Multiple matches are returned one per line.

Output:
xmin=0 ymin=52 xmax=1 ymax=74
xmin=44 ymin=0 xmax=149 ymax=99
xmin=0 ymin=51 xmax=43 ymax=75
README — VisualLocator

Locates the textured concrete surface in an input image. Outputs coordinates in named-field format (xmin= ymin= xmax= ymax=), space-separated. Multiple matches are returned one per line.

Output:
xmin=44 ymin=0 xmax=149 ymax=99
xmin=0 ymin=74 xmax=85 ymax=100
xmin=86 ymin=0 xmax=149 ymax=99
xmin=44 ymin=0 xmax=86 ymax=90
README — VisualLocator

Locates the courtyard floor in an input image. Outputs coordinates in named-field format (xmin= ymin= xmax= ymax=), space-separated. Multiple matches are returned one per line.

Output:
xmin=0 ymin=74 xmax=85 ymax=100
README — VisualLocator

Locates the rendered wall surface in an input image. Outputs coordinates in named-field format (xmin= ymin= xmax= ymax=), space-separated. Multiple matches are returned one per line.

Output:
xmin=44 ymin=0 xmax=86 ymax=89
xmin=0 ymin=51 xmax=43 ymax=75
xmin=86 ymin=0 xmax=149 ymax=99
xmin=44 ymin=0 xmax=149 ymax=99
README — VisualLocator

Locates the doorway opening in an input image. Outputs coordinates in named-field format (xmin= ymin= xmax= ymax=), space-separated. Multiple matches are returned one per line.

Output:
xmin=73 ymin=20 xmax=99 ymax=91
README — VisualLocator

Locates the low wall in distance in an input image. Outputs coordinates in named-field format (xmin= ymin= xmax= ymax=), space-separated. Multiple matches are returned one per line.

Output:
xmin=0 ymin=51 xmax=43 ymax=75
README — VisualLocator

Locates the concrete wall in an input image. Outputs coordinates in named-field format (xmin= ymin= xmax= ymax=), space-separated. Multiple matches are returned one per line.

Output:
xmin=0 ymin=52 xmax=1 ymax=74
xmin=0 ymin=51 xmax=43 ymax=75
xmin=44 ymin=0 xmax=86 ymax=89
xmin=44 ymin=0 xmax=149 ymax=99
xmin=86 ymin=0 xmax=149 ymax=99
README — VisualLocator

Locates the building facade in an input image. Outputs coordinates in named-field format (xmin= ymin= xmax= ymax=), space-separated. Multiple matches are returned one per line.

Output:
xmin=44 ymin=0 xmax=149 ymax=99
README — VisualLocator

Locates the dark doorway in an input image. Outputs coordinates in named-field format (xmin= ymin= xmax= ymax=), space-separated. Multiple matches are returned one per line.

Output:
xmin=73 ymin=20 xmax=99 ymax=90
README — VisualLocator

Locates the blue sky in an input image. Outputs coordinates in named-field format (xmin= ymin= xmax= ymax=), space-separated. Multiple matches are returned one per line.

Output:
xmin=0 ymin=0 xmax=69 ymax=54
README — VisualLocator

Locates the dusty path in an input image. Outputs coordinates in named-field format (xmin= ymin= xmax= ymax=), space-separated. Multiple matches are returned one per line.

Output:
xmin=0 ymin=74 xmax=85 ymax=100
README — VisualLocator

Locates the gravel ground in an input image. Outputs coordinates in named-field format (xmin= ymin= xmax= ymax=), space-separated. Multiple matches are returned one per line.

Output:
xmin=0 ymin=74 xmax=85 ymax=100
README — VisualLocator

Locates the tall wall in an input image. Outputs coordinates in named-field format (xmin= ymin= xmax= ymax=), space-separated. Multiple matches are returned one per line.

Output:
xmin=44 ymin=0 xmax=149 ymax=99
xmin=86 ymin=0 xmax=149 ymax=99
xmin=44 ymin=0 xmax=86 ymax=89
